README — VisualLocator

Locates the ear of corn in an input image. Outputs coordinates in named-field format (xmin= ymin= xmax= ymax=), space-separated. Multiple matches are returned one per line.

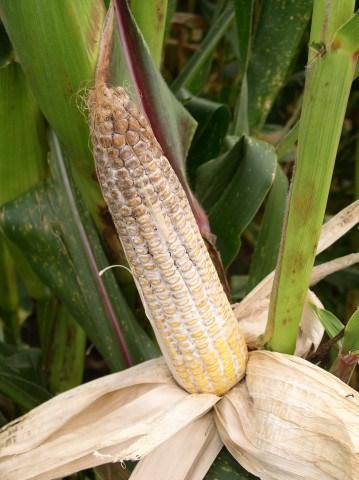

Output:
xmin=89 ymin=83 xmax=247 ymax=395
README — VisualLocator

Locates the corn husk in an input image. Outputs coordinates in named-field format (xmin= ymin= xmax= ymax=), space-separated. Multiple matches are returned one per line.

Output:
xmin=0 ymin=358 xmax=219 ymax=480
xmin=294 ymin=292 xmax=324 ymax=358
xmin=235 ymin=290 xmax=324 ymax=356
xmin=214 ymin=351 xmax=359 ymax=480
xmin=131 ymin=413 xmax=222 ymax=480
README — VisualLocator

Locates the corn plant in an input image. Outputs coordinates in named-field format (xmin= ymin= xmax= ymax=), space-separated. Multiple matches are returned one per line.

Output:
xmin=0 ymin=1 xmax=358 ymax=479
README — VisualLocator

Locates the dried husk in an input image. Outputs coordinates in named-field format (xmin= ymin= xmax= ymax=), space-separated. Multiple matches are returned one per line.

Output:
xmin=131 ymin=413 xmax=222 ymax=480
xmin=214 ymin=351 xmax=359 ymax=480
xmin=310 ymin=253 xmax=359 ymax=285
xmin=235 ymin=290 xmax=324 ymax=356
xmin=294 ymin=292 xmax=324 ymax=358
xmin=0 ymin=358 xmax=219 ymax=480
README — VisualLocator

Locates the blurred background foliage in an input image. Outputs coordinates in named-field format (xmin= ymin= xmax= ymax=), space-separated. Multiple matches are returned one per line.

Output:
xmin=0 ymin=0 xmax=358 ymax=478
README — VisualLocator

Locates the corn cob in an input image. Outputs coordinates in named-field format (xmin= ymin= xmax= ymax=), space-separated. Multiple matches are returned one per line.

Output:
xmin=89 ymin=84 xmax=247 ymax=395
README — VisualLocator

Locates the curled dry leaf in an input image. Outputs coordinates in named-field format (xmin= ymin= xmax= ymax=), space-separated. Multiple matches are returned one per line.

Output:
xmin=295 ymin=291 xmax=324 ymax=358
xmin=234 ymin=290 xmax=324 ymax=356
xmin=214 ymin=350 xmax=359 ymax=480
xmin=0 ymin=358 xmax=219 ymax=480
xmin=310 ymin=252 xmax=359 ymax=285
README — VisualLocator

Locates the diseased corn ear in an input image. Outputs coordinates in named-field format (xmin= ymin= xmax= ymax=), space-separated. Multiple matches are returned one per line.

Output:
xmin=88 ymin=83 xmax=247 ymax=395
xmin=214 ymin=350 xmax=359 ymax=480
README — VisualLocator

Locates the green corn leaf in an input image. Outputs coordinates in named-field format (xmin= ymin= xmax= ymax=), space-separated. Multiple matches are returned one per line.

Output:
xmin=0 ymin=237 xmax=19 ymax=344
xmin=234 ymin=0 xmax=253 ymax=74
xmin=247 ymin=165 xmax=288 ymax=291
xmin=178 ymin=1 xmax=229 ymax=96
xmin=37 ymin=298 xmax=86 ymax=394
xmin=3 ymin=238 xmax=48 ymax=301
xmin=0 ymin=62 xmax=47 ymax=206
xmin=276 ymin=122 xmax=300 ymax=160
xmin=267 ymin=1 xmax=357 ymax=353
xmin=247 ymin=0 xmax=312 ymax=132
xmin=0 ymin=344 xmax=51 ymax=410
xmin=333 ymin=10 xmax=359 ymax=55
xmin=0 ymin=134 xmax=158 ymax=371
xmin=0 ymin=0 xmax=104 ymax=167
xmin=95 ymin=463 xmax=133 ymax=480
xmin=196 ymin=136 xmax=277 ymax=268
xmin=0 ymin=61 xmax=47 ymax=343
xmin=184 ymin=93 xmax=231 ymax=185
xmin=130 ymin=0 xmax=168 ymax=67
xmin=230 ymin=275 xmax=249 ymax=302
xmin=354 ymin=61 xmax=359 ymax=80
xmin=0 ymin=0 xmax=112 ymax=238
xmin=0 ymin=22 xmax=12 ymax=68
xmin=342 ymin=308 xmax=359 ymax=355
xmin=232 ymin=0 xmax=254 ymax=135
xmin=311 ymin=305 xmax=344 ymax=339
xmin=205 ymin=448 xmax=259 ymax=480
